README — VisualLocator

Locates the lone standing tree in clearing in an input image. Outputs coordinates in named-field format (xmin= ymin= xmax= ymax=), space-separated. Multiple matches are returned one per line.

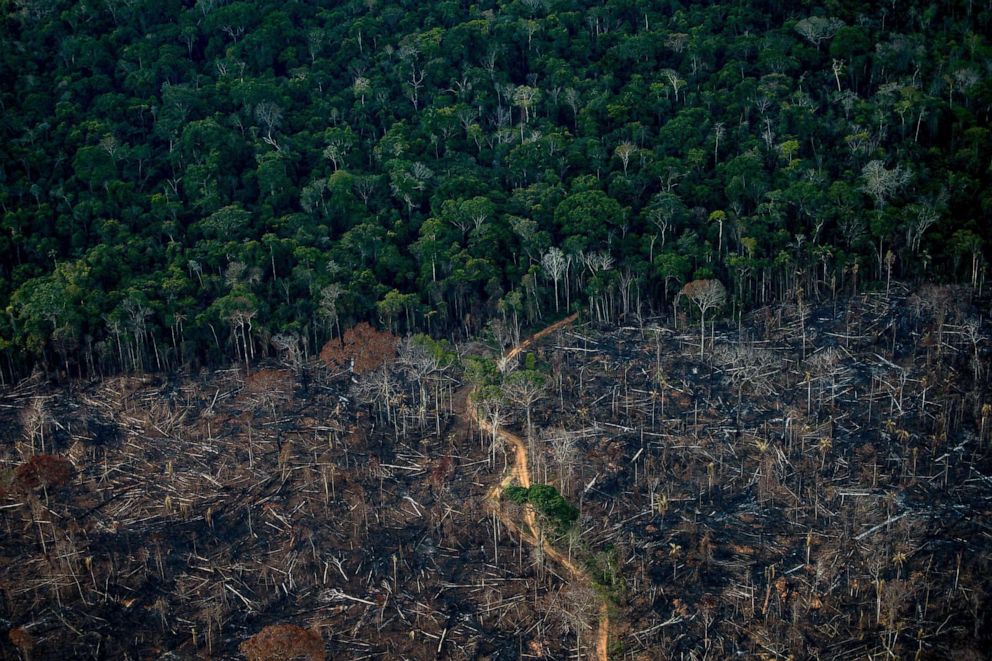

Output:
xmin=680 ymin=279 xmax=726 ymax=357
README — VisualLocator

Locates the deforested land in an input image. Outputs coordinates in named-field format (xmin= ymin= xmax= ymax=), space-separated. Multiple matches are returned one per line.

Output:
xmin=1 ymin=0 xmax=991 ymax=658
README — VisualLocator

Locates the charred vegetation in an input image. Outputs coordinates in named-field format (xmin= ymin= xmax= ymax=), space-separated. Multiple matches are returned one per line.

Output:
xmin=0 ymin=284 xmax=989 ymax=659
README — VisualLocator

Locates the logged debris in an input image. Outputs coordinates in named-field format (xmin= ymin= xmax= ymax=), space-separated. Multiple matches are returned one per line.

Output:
xmin=1 ymin=287 xmax=989 ymax=659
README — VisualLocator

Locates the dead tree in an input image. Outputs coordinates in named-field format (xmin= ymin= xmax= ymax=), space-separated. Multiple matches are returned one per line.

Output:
xmin=962 ymin=318 xmax=986 ymax=383
xmin=398 ymin=337 xmax=441 ymax=429
xmin=20 ymin=396 xmax=52 ymax=455
xmin=680 ymin=279 xmax=726 ymax=357
xmin=556 ymin=583 xmax=599 ymax=659
xmin=803 ymin=347 xmax=848 ymax=415
xmin=544 ymin=427 xmax=579 ymax=497
xmin=270 ymin=333 xmax=303 ymax=374
xmin=712 ymin=343 xmax=779 ymax=403
xmin=355 ymin=366 xmax=401 ymax=431
xmin=503 ymin=370 xmax=547 ymax=441
xmin=542 ymin=247 xmax=568 ymax=313
xmin=474 ymin=385 xmax=506 ymax=467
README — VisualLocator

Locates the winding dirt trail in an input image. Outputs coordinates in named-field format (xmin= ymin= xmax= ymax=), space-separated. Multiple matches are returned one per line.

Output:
xmin=464 ymin=314 xmax=610 ymax=660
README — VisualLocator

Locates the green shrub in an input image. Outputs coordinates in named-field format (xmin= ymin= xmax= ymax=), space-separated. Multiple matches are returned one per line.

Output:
xmin=504 ymin=485 xmax=529 ymax=504
xmin=502 ymin=483 xmax=578 ymax=533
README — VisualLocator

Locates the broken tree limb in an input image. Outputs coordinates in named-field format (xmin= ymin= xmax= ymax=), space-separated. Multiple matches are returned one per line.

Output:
xmin=855 ymin=512 xmax=911 ymax=541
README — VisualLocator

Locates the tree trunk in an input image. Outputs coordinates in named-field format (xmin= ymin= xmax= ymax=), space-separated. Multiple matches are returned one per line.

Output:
xmin=699 ymin=310 xmax=706 ymax=357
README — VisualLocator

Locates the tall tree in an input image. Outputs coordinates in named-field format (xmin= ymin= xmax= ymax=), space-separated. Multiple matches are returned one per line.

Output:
xmin=680 ymin=279 xmax=726 ymax=357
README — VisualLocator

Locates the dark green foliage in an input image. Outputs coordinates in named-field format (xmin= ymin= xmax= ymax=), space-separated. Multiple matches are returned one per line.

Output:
xmin=503 ymin=483 xmax=578 ymax=533
xmin=464 ymin=356 xmax=499 ymax=387
xmin=524 ymin=352 xmax=537 ymax=371
xmin=503 ymin=485 xmax=529 ymax=505
xmin=527 ymin=484 xmax=579 ymax=531
xmin=0 ymin=1 xmax=989 ymax=380
xmin=586 ymin=546 xmax=626 ymax=600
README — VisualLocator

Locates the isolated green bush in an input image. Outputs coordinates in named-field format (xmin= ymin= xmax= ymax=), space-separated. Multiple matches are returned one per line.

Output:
xmin=502 ymin=483 xmax=578 ymax=533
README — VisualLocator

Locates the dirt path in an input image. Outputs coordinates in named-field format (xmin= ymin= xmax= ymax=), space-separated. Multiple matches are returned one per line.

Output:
xmin=503 ymin=313 xmax=579 ymax=363
xmin=464 ymin=314 xmax=611 ymax=660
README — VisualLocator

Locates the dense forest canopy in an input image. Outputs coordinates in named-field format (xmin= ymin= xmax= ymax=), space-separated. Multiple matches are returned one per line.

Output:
xmin=0 ymin=0 xmax=989 ymax=380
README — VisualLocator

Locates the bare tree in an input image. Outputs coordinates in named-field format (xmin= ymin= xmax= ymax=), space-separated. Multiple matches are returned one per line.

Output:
xmin=398 ymin=336 xmax=447 ymax=430
xmin=542 ymin=247 xmax=568 ymax=313
xmin=99 ymin=134 xmax=121 ymax=161
xmin=794 ymin=16 xmax=844 ymax=51
xmin=300 ymin=178 xmax=327 ymax=215
xmin=804 ymin=346 xmax=848 ymax=413
xmin=680 ymin=279 xmax=726 ymax=357
xmin=563 ymin=87 xmax=580 ymax=127
xmin=407 ymin=63 xmax=426 ymax=110
xmin=906 ymin=198 xmax=942 ymax=254
xmin=254 ymin=101 xmax=283 ymax=150
xmin=353 ymin=76 xmax=371 ymax=106
xmin=832 ymin=58 xmax=846 ymax=92
xmin=614 ymin=141 xmax=636 ymax=176
xmin=317 ymin=283 xmax=343 ymax=340
xmin=713 ymin=343 xmax=779 ymax=402
xmin=579 ymin=251 xmax=614 ymax=275
xmin=503 ymin=370 xmax=547 ymax=441
xmin=659 ymin=68 xmax=686 ymax=102
xmin=20 ymin=396 xmax=52 ymax=454
xmin=355 ymin=365 xmax=401 ymax=427
xmin=511 ymin=85 xmax=539 ymax=122
xmin=306 ymin=28 xmax=323 ymax=63
xmin=226 ymin=306 xmax=256 ymax=372
xmin=861 ymin=160 xmax=911 ymax=277
xmin=322 ymin=136 xmax=352 ymax=172
xmin=665 ymin=32 xmax=689 ymax=53
xmin=712 ymin=122 xmax=725 ymax=165
xmin=861 ymin=160 xmax=911 ymax=209
xmin=270 ymin=333 xmax=303 ymax=374
xmin=353 ymin=175 xmax=376 ymax=207
xmin=962 ymin=318 xmax=986 ymax=383
xmin=556 ymin=583 xmax=599 ymax=659
xmin=646 ymin=192 xmax=683 ymax=258
xmin=474 ymin=386 xmax=506 ymax=467
xmin=580 ymin=251 xmax=615 ymax=323
xmin=545 ymin=427 xmax=578 ymax=497
xmin=243 ymin=368 xmax=293 ymax=419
